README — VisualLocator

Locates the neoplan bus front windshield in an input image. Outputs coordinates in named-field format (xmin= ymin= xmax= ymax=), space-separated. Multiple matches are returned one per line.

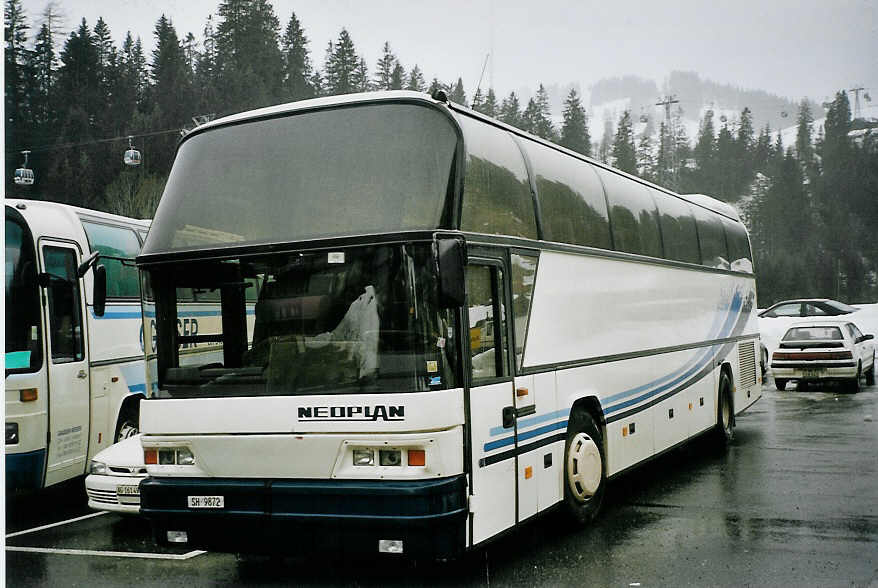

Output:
xmin=147 ymin=244 xmax=458 ymax=398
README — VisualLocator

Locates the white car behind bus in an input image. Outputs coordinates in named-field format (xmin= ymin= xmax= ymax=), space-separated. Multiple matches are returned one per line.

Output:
xmin=770 ymin=320 xmax=875 ymax=392
xmin=85 ymin=434 xmax=147 ymax=514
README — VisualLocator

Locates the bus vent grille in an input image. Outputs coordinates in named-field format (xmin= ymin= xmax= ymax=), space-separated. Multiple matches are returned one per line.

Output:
xmin=738 ymin=341 xmax=757 ymax=387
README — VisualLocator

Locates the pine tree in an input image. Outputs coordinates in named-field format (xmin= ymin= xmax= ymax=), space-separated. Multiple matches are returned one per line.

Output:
xmin=389 ymin=60 xmax=404 ymax=90
xmin=795 ymin=99 xmax=815 ymax=176
xmin=753 ymin=123 xmax=772 ymax=174
xmin=499 ymin=91 xmax=521 ymax=127
xmin=324 ymin=29 xmax=361 ymax=95
xmin=559 ymin=88 xmax=590 ymax=156
xmin=636 ymin=132 xmax=655 ymax=181
xmin=281 ymin=12 xmax=313 ymax=100
xmin=449 ymin=77 xmax=466 ymax=105
xmin=693 ymin=108 xmax=717 ymax=189
xmin=612 ymin=110 xmax=636 ymax=173
xmin=597 ymin=116 xmax=614 ymax=164
xmin=194 ymin=16 xmax=219 ymax=112
xmin=406 ymin=65 xmax=425 ymax=92
xmin=373 ymin=41 xmax=396 ymax=90
xmin=521 ymin=98 xmax=539 ymax=134
xmin=532 ymin=84 xmax=557 ymax=141
xmin=714 ymin=124 xmax=736 ymax=200
xmin=57 ymin=19 xmax=101 ymax=126
xmin=470 ymin=88 xmax=484 ymax=112
xmin=5 ymin=0 xmax=30 ymax=143
xmin=215 ymin=0 xmax=285 ymax=111
xmin=482 ymin=88 xmax=498 ymax=118
xmin=29 ymin=20 xmax=57 ymax=128
xmin=144 ymin=15 xmax=196 ymax=175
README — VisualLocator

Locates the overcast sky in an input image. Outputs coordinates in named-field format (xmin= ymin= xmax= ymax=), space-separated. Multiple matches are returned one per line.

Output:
xmin=19 ymin=0 xmax=878 ymax=108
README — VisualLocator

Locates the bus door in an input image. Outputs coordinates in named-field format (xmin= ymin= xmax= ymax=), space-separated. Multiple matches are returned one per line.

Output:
xmin=39 ymin=240 xmax=90 ymax=486
xmin=466 ymin=255 xmax=518 ymax=545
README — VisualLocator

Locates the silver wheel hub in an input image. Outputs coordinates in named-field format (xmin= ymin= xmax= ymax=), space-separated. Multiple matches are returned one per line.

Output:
xmin=566 ymin=432 xmax=602 ymax=503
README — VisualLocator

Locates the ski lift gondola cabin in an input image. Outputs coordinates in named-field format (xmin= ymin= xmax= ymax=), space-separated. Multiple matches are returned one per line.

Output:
xmin=14 ymin=168 xmax=34 ymax=185
xmin=14 ymin=151 xmax=34 ymax=185
xmin=124 ymin=136 xmax=141 ymax=166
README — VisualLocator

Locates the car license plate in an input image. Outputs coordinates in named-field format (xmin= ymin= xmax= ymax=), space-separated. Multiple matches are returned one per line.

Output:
xmin=188 ymin=495 xmax=224 ymax=509
xmin=117 ymin=484 xmax=140 ymax=496
xmin=802 ymin=369 xmax=823 ymax=378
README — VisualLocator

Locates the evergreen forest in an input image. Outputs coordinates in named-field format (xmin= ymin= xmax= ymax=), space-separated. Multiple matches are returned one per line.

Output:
xmin=5 ymin=0 xmax=878 ymax=304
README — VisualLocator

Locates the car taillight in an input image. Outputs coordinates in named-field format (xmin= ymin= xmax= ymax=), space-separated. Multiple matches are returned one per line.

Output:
xmin=773 ymin=351 xmax=852 ymax=360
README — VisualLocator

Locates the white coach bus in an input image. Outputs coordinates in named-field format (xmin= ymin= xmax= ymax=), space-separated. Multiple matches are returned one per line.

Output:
xmin=5 ymin=200 xmax=150 ymax=492
xmin=137 ymin=91 xmax=761 ymax=558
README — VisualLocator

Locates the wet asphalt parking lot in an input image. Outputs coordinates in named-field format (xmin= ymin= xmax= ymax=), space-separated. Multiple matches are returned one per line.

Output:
xmin=5 ymin=377 xmax=878 ymax=587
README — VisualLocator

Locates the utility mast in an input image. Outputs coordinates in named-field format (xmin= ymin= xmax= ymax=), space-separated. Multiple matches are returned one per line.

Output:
xmin=656 ymin=95 xmax=680 ymax=189
xmin=848 ymin=86 xmax=867 ymax=119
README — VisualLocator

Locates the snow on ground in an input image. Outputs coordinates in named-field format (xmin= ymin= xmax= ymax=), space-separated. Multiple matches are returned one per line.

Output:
xmin=758 ymin=303 xmax=878 ymax=360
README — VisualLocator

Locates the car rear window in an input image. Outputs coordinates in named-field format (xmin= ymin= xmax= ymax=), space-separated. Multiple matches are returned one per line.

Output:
xmin=823 ymin=300 xmax=859 ymax=313
xmin=782 ymin=326 xmax=843 ymax=341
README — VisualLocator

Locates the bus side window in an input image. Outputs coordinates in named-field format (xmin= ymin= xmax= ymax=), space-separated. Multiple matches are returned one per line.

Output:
xmin=598 ymin=169 xmax=662 ymax=257
xmin=456 ymin=116 xmax=537 ymax=240
xmin=523 ymin=141 xmax=611 ymax=249
xmin=652 ymin=190 xmax=700 ymax=265
xmin=693 ymin=206 xmax=730 ymax=270
xmin=43 ymin=246 xmax=84 ymax=363
xmin=81 ymin=221 xmax=142 ymax=298
xmin=722 ymin=218 xmax=753 ymax=273
xmin=467 ymin=265 xmax=508 ymax=381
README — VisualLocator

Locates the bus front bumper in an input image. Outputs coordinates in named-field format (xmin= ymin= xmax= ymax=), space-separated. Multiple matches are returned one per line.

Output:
xmin=5 ymin=449 xmax=46 ymax=493
xmin=141 ymin=475 xmax=468 ymax=558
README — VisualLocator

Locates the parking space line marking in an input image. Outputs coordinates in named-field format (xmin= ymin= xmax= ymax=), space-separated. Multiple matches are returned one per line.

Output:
xmin=5 ymin=546 xmax=207 ymax=560
xmin=6 ymin=511 xmax=107 ymax=539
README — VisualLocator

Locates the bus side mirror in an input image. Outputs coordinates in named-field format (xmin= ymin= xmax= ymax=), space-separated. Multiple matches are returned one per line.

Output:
xmin=436 ymin=237 xmax=466 ymax=308
xmin=93 ymin=264 xmax=107 ymax=317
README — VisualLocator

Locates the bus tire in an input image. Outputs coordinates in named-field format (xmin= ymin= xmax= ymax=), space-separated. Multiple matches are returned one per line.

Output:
xmin=562 ymin=411 xmax=605 ymax=526
xmin=775 ymin=378 xmax=787 ymax=391
xmin=114 ymin=399 xmax=140 ymax=443
xmin=713 ymin=372 xmax=734 ymax=449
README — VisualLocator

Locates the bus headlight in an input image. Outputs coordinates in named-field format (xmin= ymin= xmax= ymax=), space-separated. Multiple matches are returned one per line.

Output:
xmin=146 ymin=447 xmax=196 ymax=466
xmin=89 ymin=460 xmax=108 ymax=475
xmin=353 ymin=449 xmax=374 ymax=466
xmin=379 ymin=449 xmax=402 ymax=466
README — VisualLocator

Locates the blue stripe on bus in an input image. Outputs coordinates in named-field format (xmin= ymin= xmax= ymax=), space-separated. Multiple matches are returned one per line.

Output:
xmin=602 ymin=290 xmax=743 ymax=406
xmin=484 ymin=419 xmax=568 ymax=452
xmin=480 ymin=288 xmax=751 ymax=454
xmin=128 ymin=383 xmax=146 ymax=394
xmin=91 ymin=307 xmax=255 ymax=319
xmin=489 ymin=408 xmax=569 ymax=437
xmin=603 ymin=345 xmax=721 ymax=416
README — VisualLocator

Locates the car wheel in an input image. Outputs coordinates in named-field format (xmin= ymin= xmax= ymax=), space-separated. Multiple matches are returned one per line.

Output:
xmin=562 ymin=410 xmax=605 ymax=526
xmin=775 ymin=378 xmax=787 ymax=391
xmin=866 ymin=353 xmax=875 ymax=386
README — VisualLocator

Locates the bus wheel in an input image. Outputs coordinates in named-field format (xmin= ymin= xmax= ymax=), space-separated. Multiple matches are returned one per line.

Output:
xmin=775 ymin=378 xmax=787 ymax=391
xmin=713 ymin=372 xmax=734 ymax=449
xmin=562 ymin=411 xmax=605 ymax=525
xmin=115 ymin=402 xmax=140 ymax=442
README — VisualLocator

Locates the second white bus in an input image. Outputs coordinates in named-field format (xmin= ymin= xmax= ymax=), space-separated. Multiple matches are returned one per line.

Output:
xmin=5 ymin=200 xmax=150 ymax=493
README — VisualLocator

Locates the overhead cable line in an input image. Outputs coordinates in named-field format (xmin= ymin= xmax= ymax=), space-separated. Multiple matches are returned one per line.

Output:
xmin=4 ymin=127 xmax=182 ymax=156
